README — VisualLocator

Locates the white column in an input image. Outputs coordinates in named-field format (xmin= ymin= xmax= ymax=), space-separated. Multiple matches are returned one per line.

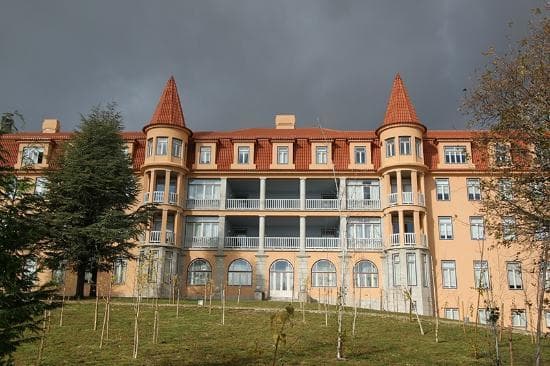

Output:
xmin=396 ymin=170 xmax=403 ymax=205
xmin=164 ymin=170 xmax=170 ymax=203
xmin=260 ymin=178 xmax=266 ymax=210
xmin=219 ymin=177 xmax=227 ymax=210
xmin=398 ymin=210 xmax=404 ymax=246
xmin=299 ymin=216 xmax=306 ymax=253
xmin=299 ymin=178 xmax=306 ymax=210
xmin=339 ymin=177 xmax=347 ymax=210
xmin=258 ymin=216 xmax=265 ymax=253
xmin=339 ymin=216 xmax=347 ymax=250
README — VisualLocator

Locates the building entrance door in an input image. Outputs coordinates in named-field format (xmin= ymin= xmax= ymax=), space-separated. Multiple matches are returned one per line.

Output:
xmin=269 ymin=260 xmax=294 ymax=299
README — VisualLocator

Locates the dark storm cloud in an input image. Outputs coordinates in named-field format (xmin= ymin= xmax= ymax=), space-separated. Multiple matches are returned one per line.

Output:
xmin=0 ymin=0 xmax=542 ymax=133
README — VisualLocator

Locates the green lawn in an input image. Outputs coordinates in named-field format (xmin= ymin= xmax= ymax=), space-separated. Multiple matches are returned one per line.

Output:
xmin=13 ymin=299 xmax=549 ymax=365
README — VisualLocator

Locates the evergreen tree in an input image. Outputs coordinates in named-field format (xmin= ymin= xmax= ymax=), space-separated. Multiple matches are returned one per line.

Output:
xmin=45 ymin=104 xmax=153 ymax=298
xmin=0 ymin=119 xmax=57 ymax=364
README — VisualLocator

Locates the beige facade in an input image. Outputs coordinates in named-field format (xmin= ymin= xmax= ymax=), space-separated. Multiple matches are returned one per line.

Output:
xmin=2 ymin=75 xmax=545 ymax=331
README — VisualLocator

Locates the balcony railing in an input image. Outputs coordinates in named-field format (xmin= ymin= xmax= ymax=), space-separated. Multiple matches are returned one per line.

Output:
xmin=226 ymin=199 xmax=260 ymax=210
xmin=404 ymin=232 xmax=416 ymax=245
xmin=347 ymin=238 xmax=383 ymax=250
xmin=186 ymin=199 xmax=220 ymax=209
xmin=390 ymin=233 xmax=400 ymax=246
xmin=346 ymin=199 xmax=381 ymax=210
xmin=224 ymin=237 xmax=259 ymax=249
xmin=306 ymin=199 xmax=339 ymax=210
xmin=152 ymin=191 xmax=164 ymax=203
xmin=184 ymin=236 xmax=218 ymax=248
xmin=265 ymin=199 xmax=300 ymax=210
xmin=149 ymin=231 xmax=161 ymax=243
xmin=265 ymin=237 xmax=299 ymax=250
xmin=306 ymin=237 xmax=340 ymax=249
xmin=165 ymin=231 xmax=175 ymax=244
xmin=418 ymin=193 xmax=426 ymax=206
xmin=388 ymin=193 xmax=398 ymax=206
xmin=402 ymin=192 xmax=414 ymax=205
xmin=168 ymin=192 xmax=178 ymax=205
xmin=143 ymin=192 xmax=150 ymax=203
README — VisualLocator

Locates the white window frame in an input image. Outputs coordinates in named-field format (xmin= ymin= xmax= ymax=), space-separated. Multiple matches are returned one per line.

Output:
xmin=354 ymin=260 xmax=378 ymax=288
xmin=113 ymin=259 xmax=128 ymax=285
xmin=470 ymin=216 xmax=485 ymax=240
xmin=399 ymin=136 xmax=411 ymax=155
xmin=199 ymin=146 xmax=212 ymax=164
xmin=467 ymin=178 xmax=481 ymax=200
xmin=311 ymin=260 xmax=337 ymax=287
xmin=444 ymin=146 xmax=467 ymax=164
xmin=438 ymin=217 xmax=453 ymax=240
xmin=156 ymin=137 xmax=168 ymax=156
xmin=415 ymin=137 xmax=423 ymax=157
xmin=237 ymin=146 xmax=250 ymax=164
xmin=22 ymin=146 xmax=44 ymax=165
xmin=188 ymin=259 xmax=212 ymax=285
xmin=146 ymin=138 xmax=154 ymax=157
xmin=277 ymin=146 xmax=289 ymax=164
xmin=444 ymin=308 xmax=460 ymax=320
xmin=474 ymin=260 xmax=490 ymax=289
xmin=406 ymin=253 xmax=417 ymax=286
xmin=172 ymin=138 xmax=183 ymax=158
xmin=507 ymin=262 xmax=523 ymax=290
xmin=315 ymin=146 xmax=328 ymax=164
xmin=228 ymin=259 xmax=253 ymax=286
xmin=442 ymin=260 xmax=457 ymax=288
xmin=511 ymin=309 xmax=527 ymax=328
xmin=436 ymin=178 xmax=450 ymax=201
xmin=499 ymin=178 xmax=513 ymax=200
xmin=392 ymin=253 xmax=400 ymax=287
xmin=385 ymin=138 xmax=395 ymax=157
xmin=354 ymin=146 xmax=366 ymax=164
xmin=502 ymin=216 xmax=516 ymax=241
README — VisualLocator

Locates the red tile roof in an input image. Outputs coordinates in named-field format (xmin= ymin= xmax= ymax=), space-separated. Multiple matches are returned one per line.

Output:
xmin=381 ymin=74 xmax=422 ymax=126
xmin=192 ymin=127 xmax=376 ymax=140
xmin=146 ymin=76 xmax=186 ymax=129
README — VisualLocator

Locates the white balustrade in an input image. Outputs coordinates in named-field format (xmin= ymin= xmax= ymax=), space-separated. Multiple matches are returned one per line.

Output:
xmin=306 ymin=237 xmax=340 ymax=249
xmin=152 ymin=191 xmax=164 ymax=203
xmin=185 ymin=236 xmax=218 ymax=248
xmin=265 ymin=199 xmax=300 ymax=210
xmin=402 ymin=191 xmax=414 ymax=204
xmin=265 ymin=237 xmax=299 ymax=249
xmin=143 ymin=192 xmax=150 ymax=203
xmin=165 ymin=231 xmax=175 ymax=244
xmin=388 ymin=193 xmax=398 ymax=206
xmin=168 ymin=192 xmax=178 ymax=205
xmin=306 ymin=199 xmax=339 ymax=210
xmin=186 ymin=199 xmax=220 ymax=209
xmin=346 ymin=199 xmax=381 ymax=210
xmin=224 ymin=237 xmax=259 ymax=249
xmin=347 ymin=238 xmax=383 ymax=250
xmin=390 ymin=233 xmax=400 ymax=246
xmin=225 ymin=199 xmax=260 ymax=210
xmin=404 ymin=233 xmax=416 ymax=245
xmin=418 ymin=193 xmax=426 ymax=206
xmin=149 ymin=231 xmax=161 ymax=243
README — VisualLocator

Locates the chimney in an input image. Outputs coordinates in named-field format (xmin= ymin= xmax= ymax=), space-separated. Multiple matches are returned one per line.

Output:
xmin=275 ymin=114 xmax=295 ymax=129
xmin=42 ymin=119 xmax=60 ymax=133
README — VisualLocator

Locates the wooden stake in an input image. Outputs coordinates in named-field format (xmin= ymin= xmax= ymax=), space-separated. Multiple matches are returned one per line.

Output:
xmin=318 ymin=287 xmax=321 ymax=311
xmin=203 ymin=282 xmax=207 ymax=306
xmin=93 ymin=288 xmax=99 ymax=331
xmin=352 ymin=293 xmax=358 ymax=337
xmin=221 ymin=285 xmax=226 ymax=325
xmin=237 ymin=285 xmax=241 ymax=304
xmin=176 ymin=287 xmax=180 ymax=318
xmin=132 ymin=297 xmax=140 ymax=359
xmin=37 ymin=309 xmax=47 ymax=364
xmin=59 ymin=284 xmax=66 ymax=327
xmin=508 ymin=325 xmax=514 ymax=366
xmin=208 ymin=282 xmax=213 ymax=315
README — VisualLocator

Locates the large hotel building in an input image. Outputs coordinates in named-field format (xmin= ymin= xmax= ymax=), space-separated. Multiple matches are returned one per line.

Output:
xmin=2 ymin=74 xmax=541 ymax=328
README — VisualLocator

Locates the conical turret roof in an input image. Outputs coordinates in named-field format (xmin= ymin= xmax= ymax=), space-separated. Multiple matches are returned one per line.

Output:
xmin=146 ymin=76 xmax=186 ymax=128
xmin=382 ymin=73 xmax=421 ymax=125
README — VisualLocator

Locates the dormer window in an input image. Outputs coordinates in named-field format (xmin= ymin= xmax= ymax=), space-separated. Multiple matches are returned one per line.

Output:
xmin=495 ymin=143 xmax=510 ymax=166
xmin=238 ymin=146 xmax=250 ymax=164
xmin=172 ymin=138 xmax=182 ymax=158
xmin=156 ymin=137 xmax=168 ymax=156
xmin=385 ymin=138 xmax=395 ymax=157
xmin=399 ymin=137 xmax=411 ymax=155
xmin=316 ymin=146 xmax=328 ymax=164
xmin=444 ymin=146 xmax=467 ymax=164
xmin=277 ymin=146 xmax=289 ymax=164
xmin=22 ymin=146 xmax=44 ymax=165
xmin=354 ymin=146 xmax=366 ymax=164
xmin=199 ymin=146 xmax=211 ymax=164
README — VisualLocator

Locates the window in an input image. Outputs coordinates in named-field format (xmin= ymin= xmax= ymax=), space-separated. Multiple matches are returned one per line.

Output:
xmin=146 ymin=251 xmax=159 ymax=283
xmin=228 ymin=259 xmax=252 ymax=286
xmin=199 ymin=146 xmax=211 ymax=164
xmin=495 ymin=143 xmax=510 ymax=166
xmin=277 ymin=146 xmax=289 ymax=164
xmin=187 ymin=179 xmax=221 ymax=201
xmin=346 ymin=180 xmax=380 ymax=207
xmin=51 ymin=266 xmax=64 ymax=285
xmin=172 ymin=138 xmax=182 ymax=157
xmin=311 ymin=260 xmax=336 ymax=287
xmin=422 ymin=254 xmax=429 ymax=287
xmin=470 ymin=217 xmax=485 ymax=240
xmin=511 ymin=309 xmax=527 ymax=328
xmin=467 ymin=178 xmax=481 ymax=200
xmin=444 ymin=146 xmax=467 ymax=164
xmin=347 ymin=218 xmax=382 ymax=241
xmin=438 ymin=217 xmax=453 ymax=240
xmin=444 ymin=308 xmax=460 ymax=320
xmin=188 ymin=259 xmax=212 ymax=285
xmin=156 ymin=137 xmax=168 ymax=155
xmin=22 ymin=146 xmax=44 ymax=165
xmin=441 ymin=261 xmax=457 ymax=288
xmin=435 ymin=178 xmax=450 ymax=201
xmin=385 ymin=138 xmax=395 ymax=157
xmin=399 ymin=136 xmax=411 ymax=155
xmin=392 ymin=254 xmax=400 ymax=286
xmin=415 ymin=138 xmax=423 ymax=157
xmin=354 ymin=261 xmax=378 ymax=288
xmin=474 ymin=260 xmax=489 ymax=289
xmin=406 ymin=253 xmax=417 ymax=286
xmin=498 ymin=179 xmax=513 ymax=200
xmin=315 ymin=146 xmax=328 ymax=164
xmin=507 ymin=262 xmax=523 ymax=289
xmin=502 ymin=217 xmax=516 ymax=241
xmin=34 ymin=177 xmax=48 ymax=195
xmin=478 ymin=308 xmax=488 ymax=325
xmin=146 ymin=138 xmax=154 ymax=157
xmin=113 ymin=259 xmax=127 ymax=285
xmin=354 ymin=146 xmax=366 ymax=164
xmin=185 ymin=217 xmax=219 ymax=243
xmin=161 ymin=251 xmax=174 ymax=284
xmin=238 ymin=146 xmax=250 ymax=164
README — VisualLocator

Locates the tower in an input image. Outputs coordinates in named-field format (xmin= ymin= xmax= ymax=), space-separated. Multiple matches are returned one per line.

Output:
xmin=376 ymin=74 xmax=433 ymax=315
xmin=141 ymin=77 xmax=191 ymax=297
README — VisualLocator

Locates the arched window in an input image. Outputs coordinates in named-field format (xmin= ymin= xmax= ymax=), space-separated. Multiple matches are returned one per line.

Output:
xmin=354 ymin=260 xmax=378 ymax=288
xmin=311 ymin=260 xmax=337 ymax=287
xmin=228 ymin=259 xmax=252 ymax=286
xmin=187 ymin=259 xmax=211 ymax=285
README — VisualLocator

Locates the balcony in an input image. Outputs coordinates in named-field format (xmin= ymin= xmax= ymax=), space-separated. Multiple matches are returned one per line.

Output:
xmin=402 ymin=192 xmax=414 ymax=205
xmin=390 ymin=233 xmax=400 ymax=246
xmin=168 ymin=192 xmax=178 ymax=205
xmin=306 ymin=199 xmax=339 ymax=210
xmin=346 ymin=199 xmax=381 ymax=210
xmin=265 ymin=237 xmax=299 ymax=250
xmin=186 ymin=199 xmax=221 ymax=210
xmin=152 ymin=191 xmax=164 ymax=203
xmin=306 ymin=237 xmax=340 ymax=249
xmin=226 ymin=198 xmax=260 ymax=210
xmin=149 ymin=231 xmax=161 ymax=243
xmin=388 ymin=193 xmax=398 ymax=206
xmin=404 ymin=232 xmax=416 ymax=245
xmin=347 ymin=238 xmax=383 ymax=250
xmin=265 ymin=198 xmax=300 ymax=210
xmin=224 ymin=237 xmax=259 ymax=249
xmin=165 ymin=231 xmax=175 ymax=244
xmin=184 ymin=236 xmax=218 ymax=249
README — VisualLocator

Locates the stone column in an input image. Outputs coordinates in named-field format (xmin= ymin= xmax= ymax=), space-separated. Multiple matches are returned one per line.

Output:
xmin=258 ymin=216 xmax=265 ymax=253
xmin=299 ymin=216 xmax=306 ymax=253
xmin=259 ymin=178 xmax=266 ymax=210
xmin=339 ymin=216 xmax=347 ymax=250
xmin=398 ymin=210 xmax=404 ymax=247
xmin=299 ymin=178 xmax=306 ymax=210
xmin=255 ymin=216 xmax=267 ymax=299
xmin=396 ymin=170 xmax=403 ymax=205
xmin=164 ymin=170 xmax=171 ymax=204
xmin=339 ymin=177 xmax=347 ymax=209
xmin=217 ymin=216 xmax=226 ymax=253
xmin=219 ymin=177 xmax=227 ymax=210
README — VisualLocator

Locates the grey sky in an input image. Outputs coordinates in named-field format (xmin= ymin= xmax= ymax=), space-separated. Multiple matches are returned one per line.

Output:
xmin=0 ymin=0 xmax=541 ymax=133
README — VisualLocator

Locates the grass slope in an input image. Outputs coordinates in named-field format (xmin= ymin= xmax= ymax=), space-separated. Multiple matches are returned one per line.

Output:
xmin=13 ymin=300 xmax=549 ymax=365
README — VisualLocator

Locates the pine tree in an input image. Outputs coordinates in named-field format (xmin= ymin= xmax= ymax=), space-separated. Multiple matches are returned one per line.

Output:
xmin=44 ymin=104 xmax=153 ymax=298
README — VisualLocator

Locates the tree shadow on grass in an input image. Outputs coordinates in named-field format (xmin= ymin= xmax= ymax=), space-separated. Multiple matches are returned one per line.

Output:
xmin=155 ymin=356 xmax=261 ymax=366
